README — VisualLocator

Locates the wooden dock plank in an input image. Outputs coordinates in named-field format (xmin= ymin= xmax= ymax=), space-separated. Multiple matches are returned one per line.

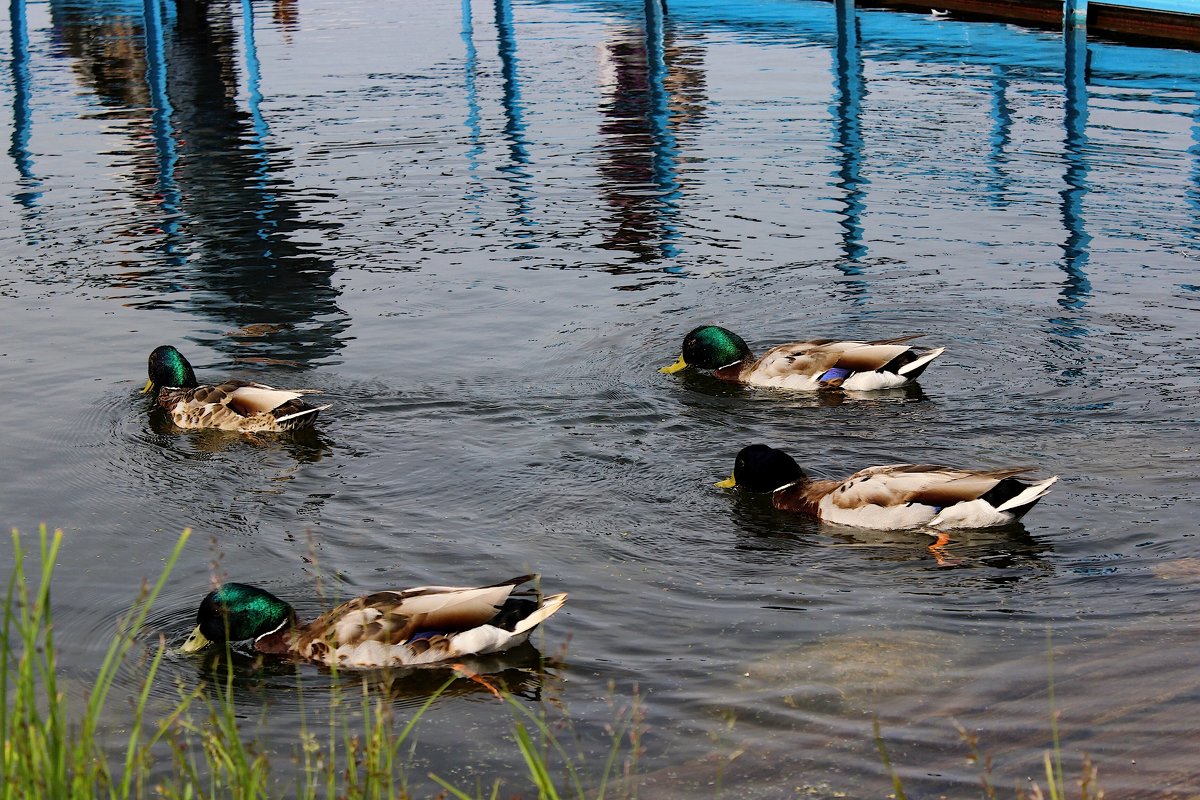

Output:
xmin=859 ymin=0 xmax=1200 ymax=48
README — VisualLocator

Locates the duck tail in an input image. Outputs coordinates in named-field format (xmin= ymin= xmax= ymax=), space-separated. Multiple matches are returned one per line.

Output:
xmin=994 ymin=475 xmax=1059 ymax=514
xmin=896 ymin=346 xmax=946 ymax=378
xmin=485 ymin=574 xmax=538 ymax=589
xmin=511 ymin=593 xmax=568 ymax=635
xmin=275 ymin=404 xmax=333 ymax=423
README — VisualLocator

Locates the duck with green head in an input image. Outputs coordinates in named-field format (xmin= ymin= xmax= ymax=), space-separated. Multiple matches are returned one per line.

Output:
xmin=717 ymin=444 xmax=1058 ymax=547
xmin=181 ymin=576 xmax=567 ymax=668
xmin=660 ymin=325 xmax=945 ymax=391
xmin=144 ymin=345 xmax=330 ymax=432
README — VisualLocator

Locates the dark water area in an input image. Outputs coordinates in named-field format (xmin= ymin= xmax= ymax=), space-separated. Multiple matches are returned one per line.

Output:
xmin=1 ymin=0 xmax=1199 ymax=795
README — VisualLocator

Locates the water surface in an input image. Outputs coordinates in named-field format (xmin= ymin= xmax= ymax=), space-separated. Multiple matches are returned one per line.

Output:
xmin=2 ymin=0 xmax=1199 ymax=795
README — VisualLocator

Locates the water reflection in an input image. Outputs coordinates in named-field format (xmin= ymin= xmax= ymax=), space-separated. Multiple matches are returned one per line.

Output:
xmin=270 ymin=0 xmax=297 ymax=38
xmin=1052 ymin=18 xmax=1093 ymax=338
xmin=48 ymin=0 xmax=150 ymax=107
xmin=596 ymin=0 xmax=704 ymax=269
xmin=146 ymin=404 xmax=335 ymax=464
xmin=163 ymin=0 xmax=346 ymax=361
xmin=831 ymin=0 xmax=867 ymax=281
xmin=46 ymin=0 xmax=348 ymax=363
xmin=8 ymin=0 xmax=41 ymax=207
xmin=727 ymin=493 xmax=1053 ymax=574
xmin=460 ymin=0 xmax=485 ymax=216
xmin=186 ymin=644 xmax=554 ymax=708
xmin=142 ymin=0 xmax=183 ymax=256
xmin=640 ymin=0 xmax=682 ymax=264
xmin=1190 ymin=92 xmax=1200 ymax=241
xmin=986 ymin=65 xmax=1013 ymax=207
xmin=239 ymin=0 xmax=272 ymax=207
xmin=493 ymin=0 xmax=537 ymax=242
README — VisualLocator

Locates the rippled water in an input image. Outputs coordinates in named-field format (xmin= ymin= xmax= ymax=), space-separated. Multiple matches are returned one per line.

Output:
xmin=2 ymin=0 xmax=1199 ymax=794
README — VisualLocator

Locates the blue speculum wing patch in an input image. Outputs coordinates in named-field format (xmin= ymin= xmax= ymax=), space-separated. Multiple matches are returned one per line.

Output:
xmin=818 ymin=366 xmax=853 ymax=383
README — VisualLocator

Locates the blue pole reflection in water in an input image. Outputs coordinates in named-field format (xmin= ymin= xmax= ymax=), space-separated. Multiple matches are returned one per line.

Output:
xmin=493 ymin=0 xmax=536 ymax=243
xmin=9 ymin=0 xmax=42 ymax=207
xmin=831 ymin=0 xmax=868 ymax=297
xmin=241 ymin=0 xmax=278 ymax=242
xmin=643 ymin=0 xmax=683 ymax=265
xmin=1189 ymin=91 xmax=1200 ymax=244
xmin=1053 ymin=14 xmax=1093 ymax=337
xmin=986 ymin=65 xmax=1012 ymax=208
xmin=142 ymin=0 xmax=184 ymax=255
xmin=461 ymin=0 xmax=485 ymax=216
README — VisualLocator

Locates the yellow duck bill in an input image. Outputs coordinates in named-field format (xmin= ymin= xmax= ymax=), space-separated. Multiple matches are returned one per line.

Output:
xmin=659 ymin=355 xmax=689 ymax=374
xmin=180 ymin=625 xmax=213 ymax=653
xmin=714 ymin=474 xmax=737 ymax=488
xmin=141 ymin=378 xmax=155 ymax=394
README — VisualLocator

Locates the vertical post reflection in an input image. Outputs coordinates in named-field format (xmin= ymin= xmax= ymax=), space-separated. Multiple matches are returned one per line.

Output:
xmin=1189 ymin=94 xmax=1200 ymax=243
xmin=831 ymin=0 xmax=868 ymax=296
xmin=986 ymin=65 xmax=1012 ymax=207
xmin=142 ymin=0 xmax=183 ymax=255
xmin=461 ymin=0 xmax=484 ymax=214
xmin=493 ymin=0 xmax=536 ymax=242
xmin=241 ymin=0 xmax=278 ymax=240
xmin=643 ymin=0 xmax=682 ymax=264
xmin=9 ymin=0 xmax=41 ymax=207
xmin=1055 ymin=14 xmax=1092 ymax=335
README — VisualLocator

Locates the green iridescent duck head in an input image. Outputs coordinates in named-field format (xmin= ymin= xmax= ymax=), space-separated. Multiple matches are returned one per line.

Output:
xmin=144 ymin=345 xmax=199 ymax=393
xmin=660 ymin=326 xmax=752 ymax=373
xmin=181 ymin=583 xmax=297 ymax=653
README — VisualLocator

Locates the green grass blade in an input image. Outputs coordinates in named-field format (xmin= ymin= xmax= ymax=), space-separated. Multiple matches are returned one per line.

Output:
xmin=873 ymin=718 xmax=907 ymax=800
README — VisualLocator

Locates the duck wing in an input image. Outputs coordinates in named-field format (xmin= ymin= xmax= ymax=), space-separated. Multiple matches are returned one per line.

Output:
xmin=805 ymin=337 xmax=936 ymax=372
xmin=749 ymin=342 xmax=842 ymax=380
xmin=291 ymin=576 xmax=565 ymax=667
xmin=828 ymin=465 xmax=1036 ymax=510
xmin=223 ymin=382 xmax=316 ymax=416
xmin=746 ymin=336 xmax=940 ymax=388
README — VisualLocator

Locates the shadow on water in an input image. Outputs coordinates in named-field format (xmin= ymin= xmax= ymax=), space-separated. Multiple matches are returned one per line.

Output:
xmin=146 ymin=403 xmax=335 ymax=465
xmin=723 ymin=487 xmax=1055 ymax=576
xmin=669 ymin=367 xmax=930 ymax=408
xmin=44 ymin=0 xmax=348 ymax=364
xmin=180 ymin=644 xmax=557 ymax=710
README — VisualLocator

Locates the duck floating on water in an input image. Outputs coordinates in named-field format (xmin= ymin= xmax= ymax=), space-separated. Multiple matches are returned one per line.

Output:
xmin=143 ymin=345 xmax=330 ymax=432
xmin=717 ymin=444 xmax=1058 ymax=547
xmin=660 ymin=325 xmax=945 ymax=391
xmin=180 ymin=575 xmax=567 ymax=668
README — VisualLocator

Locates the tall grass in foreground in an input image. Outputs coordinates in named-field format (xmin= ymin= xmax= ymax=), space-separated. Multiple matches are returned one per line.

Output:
xmin=3 ymin=526 xmax=1101 ymax=799
xmin=1 ymin=527 xmax=644 ymax=800
xmin=2 ymin=526 xmax=189 ymax=800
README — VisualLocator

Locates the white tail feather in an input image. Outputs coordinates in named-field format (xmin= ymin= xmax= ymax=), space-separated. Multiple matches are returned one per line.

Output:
xmin=275 ymin=404 xmax=332 ymax=423
xmin=512 ymin=593 xmax=568 ymax=635
xmin=393 ymin=583 xmax=525 ymax=619
xmin=898 ymin=346 xmax=946 ymax=375
xmin=995 ymin=476 xmax=1059 ymax=512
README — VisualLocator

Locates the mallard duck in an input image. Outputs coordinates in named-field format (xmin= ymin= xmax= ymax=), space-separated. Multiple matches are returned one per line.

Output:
xmin=660 ymin=325 xmax=945 ymax=391
xmin=143 ymin=345 xmax=331 ymax=432
xmin=717 ymin=444 xmax=1058 ymax=545
xmin=180 ymin=575 xmax=567 ymax=668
